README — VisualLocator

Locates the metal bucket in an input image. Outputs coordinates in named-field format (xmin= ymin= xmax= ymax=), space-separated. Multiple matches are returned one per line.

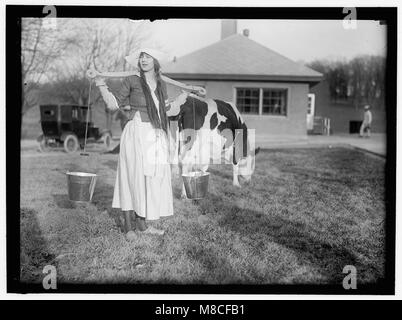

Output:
xmin=182 ymin=171 xmax=210 ymax=200
xmin=66 ymin=171 xmax=97 ymax=202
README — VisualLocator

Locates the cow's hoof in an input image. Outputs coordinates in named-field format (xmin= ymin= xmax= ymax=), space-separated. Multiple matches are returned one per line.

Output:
xmin=180 ymin=193 xmax=188 ymax=200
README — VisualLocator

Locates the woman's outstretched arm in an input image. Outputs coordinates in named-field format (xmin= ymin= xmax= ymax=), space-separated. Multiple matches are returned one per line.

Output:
xmin=95 ymin=77 xmax=132 ymax=112
xmin=95 ymin=78 xmax=119 ymax=111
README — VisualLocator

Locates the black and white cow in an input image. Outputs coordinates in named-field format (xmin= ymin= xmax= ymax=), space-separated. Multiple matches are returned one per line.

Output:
xmin=167 ymin=93 xmax=260 ymax=196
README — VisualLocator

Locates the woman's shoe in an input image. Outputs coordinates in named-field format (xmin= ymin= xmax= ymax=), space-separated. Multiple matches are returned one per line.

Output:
xmin=133 ymin=212 xmax=164 ymax=235
xmin=141 ymin=226 xmax=165 ymax=236
xmin=125 ymin=230 xmax=137 ymax=241
xmin=135 ymin=215 xmax=148 ymax=231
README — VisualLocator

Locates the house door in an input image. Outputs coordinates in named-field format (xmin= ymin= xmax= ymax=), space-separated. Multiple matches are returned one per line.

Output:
xmin=307 ymin=93 xmax=315 ymax=131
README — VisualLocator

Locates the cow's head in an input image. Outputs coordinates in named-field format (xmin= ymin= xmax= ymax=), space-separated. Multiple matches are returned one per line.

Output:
xmin=235 ymin=146 xmax=260 ymax=184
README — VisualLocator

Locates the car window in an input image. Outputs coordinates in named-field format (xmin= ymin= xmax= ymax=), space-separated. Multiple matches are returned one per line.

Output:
xmin=72 ymin=108 xmax=78 ymax=119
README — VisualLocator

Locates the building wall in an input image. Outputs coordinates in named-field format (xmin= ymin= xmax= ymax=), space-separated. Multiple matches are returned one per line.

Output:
xmin=310 ymin=80 xmax=386 ymax=134
xmin=167 ymin=80 xmax=310 ymax=139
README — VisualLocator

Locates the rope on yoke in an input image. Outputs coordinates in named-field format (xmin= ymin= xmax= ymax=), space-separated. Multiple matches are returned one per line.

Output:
xmin=192 ymin=94 xmax=196 ymax=172
xmin=82 ymin=79 xmax=93 ymax=156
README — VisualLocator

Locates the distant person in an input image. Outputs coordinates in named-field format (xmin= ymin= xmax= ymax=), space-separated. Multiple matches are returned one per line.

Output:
xmin=359 ymin=105 xmax=372 ymax=138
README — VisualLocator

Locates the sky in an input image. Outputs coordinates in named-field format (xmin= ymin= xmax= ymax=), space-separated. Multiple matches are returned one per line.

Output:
xmin=145 ymin=19 xmax=387 ymax=63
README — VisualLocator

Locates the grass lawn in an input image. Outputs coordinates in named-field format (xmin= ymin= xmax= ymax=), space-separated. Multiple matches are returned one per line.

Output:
xmin=20 ymin=145 xmax=386 ymax=285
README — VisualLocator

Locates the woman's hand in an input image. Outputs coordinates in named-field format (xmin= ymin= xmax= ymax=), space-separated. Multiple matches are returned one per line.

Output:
xmin=166 ymin=91 xmax=189 ymax=117
xmin=176 ymin=90 xmax=189 ymax=105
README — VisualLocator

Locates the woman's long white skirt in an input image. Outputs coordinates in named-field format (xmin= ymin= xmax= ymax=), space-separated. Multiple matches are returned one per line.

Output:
xmin=112 ymin=112 xmax=173 ymax=220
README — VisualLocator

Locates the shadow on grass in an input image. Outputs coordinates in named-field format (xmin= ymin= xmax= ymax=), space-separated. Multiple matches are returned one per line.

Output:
xmin=20 ymin=208 xmax=56 ymax=283
xmin=172 ymin=185 xmax=184 ymax=200
xmin=91 ymin=179 xmax=125 ymax=233
xmin=102 ymin=159 xmax=118 ymax=171
xmin=105 ymin=144 xmax=120 ymax=154
xmin=208 ymin=167 xmax=232 ymax=181
xmin=52 ymin=194 xmax=75 ymax=209
xmin=196 ymin=193 xmax=383 ymax=284
xmin=184 ymin=243 xmax=239 ymax=284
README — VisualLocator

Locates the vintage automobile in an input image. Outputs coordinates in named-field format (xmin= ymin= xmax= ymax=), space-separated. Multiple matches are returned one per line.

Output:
xmin=37 ymin=104 xmax=112 ymax=153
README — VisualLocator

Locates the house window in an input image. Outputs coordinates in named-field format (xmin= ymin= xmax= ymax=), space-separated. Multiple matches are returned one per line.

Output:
xmin=236 ymin=88 xmax=260 ymax=114
xmin=262 ymin=89 xmax=287 ymax=115
xmin=307 ymin=95 xmax=313 ymax=114
xmin=235 ymin=87 xmax=288 ymax=116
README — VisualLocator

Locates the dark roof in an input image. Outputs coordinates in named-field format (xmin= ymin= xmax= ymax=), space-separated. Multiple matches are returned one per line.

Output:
xmin=163 ymin=34 xmax=323 ymax=82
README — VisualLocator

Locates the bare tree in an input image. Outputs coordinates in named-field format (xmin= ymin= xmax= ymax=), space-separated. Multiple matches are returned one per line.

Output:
xmin=40 ymin=18 xmax=151 ymax=130
xmin=21 ymin=18 xmax=77 ymax=115
xmin=48 ymin=19 xmax=150 ymax=82
xmin=308 ymin=55 xmax=385 ymax=109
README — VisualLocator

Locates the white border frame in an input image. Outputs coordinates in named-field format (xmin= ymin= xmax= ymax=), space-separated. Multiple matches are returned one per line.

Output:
xmin=2 ymin=0 xmax=400 ymax=301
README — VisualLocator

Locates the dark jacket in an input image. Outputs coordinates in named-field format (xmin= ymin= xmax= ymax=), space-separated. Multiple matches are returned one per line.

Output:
xmin=114 ymin=75 xmax=168 ymax=123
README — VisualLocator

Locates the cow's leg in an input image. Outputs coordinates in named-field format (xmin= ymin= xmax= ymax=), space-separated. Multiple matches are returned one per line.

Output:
xmin=179 ymin=162 xmax=188 ymax=199
xmin=181 ymin=185 xmax=187 ymax=199
xmin=233 ymin=164 xmax=241 ymax=187
xmin=177 ymin=131 xmax=188 ymax=199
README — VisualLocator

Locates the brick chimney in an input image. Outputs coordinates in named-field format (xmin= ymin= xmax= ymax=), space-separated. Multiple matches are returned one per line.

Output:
xmin=221 ymin=19 xmax=237 ymax=39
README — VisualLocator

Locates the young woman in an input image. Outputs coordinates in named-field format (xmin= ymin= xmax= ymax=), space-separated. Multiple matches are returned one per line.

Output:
xmin=95 ymin=48 xmax=186 ymax=236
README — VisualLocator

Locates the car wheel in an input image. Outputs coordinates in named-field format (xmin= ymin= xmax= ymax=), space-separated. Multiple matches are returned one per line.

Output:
xmin=63 ymin=134 xmax=79 ymax=153
xmin=102 ymin=132 xmax=112 ymax=149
